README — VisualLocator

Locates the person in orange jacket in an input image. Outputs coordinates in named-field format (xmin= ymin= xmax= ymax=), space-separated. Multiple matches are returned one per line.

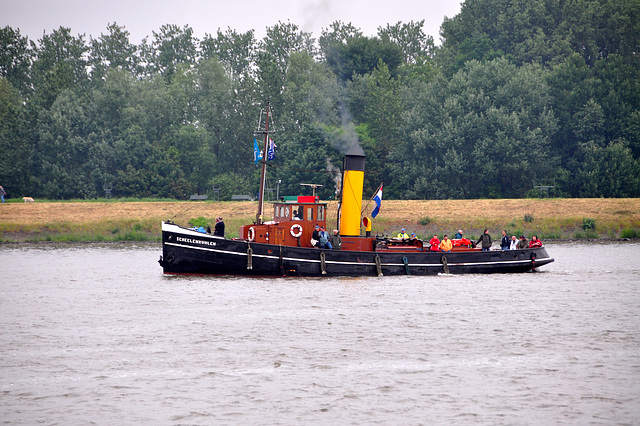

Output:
xmin=440 ymin=235 xmax=453 ymax=252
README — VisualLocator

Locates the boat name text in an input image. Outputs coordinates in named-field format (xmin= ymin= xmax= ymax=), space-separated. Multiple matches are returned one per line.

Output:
xmin=177 ymin=237 xmax=217 ymax=246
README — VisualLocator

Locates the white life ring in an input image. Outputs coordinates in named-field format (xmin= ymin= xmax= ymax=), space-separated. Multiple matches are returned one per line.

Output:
xmin=248 ymin=227 xmax=255 ymax=242
xmin=290 ymin=223 xmax=303 ymax=238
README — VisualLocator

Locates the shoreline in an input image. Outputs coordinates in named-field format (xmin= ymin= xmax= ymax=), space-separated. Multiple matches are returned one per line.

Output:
xmin=1 ymin=199 xmax=639 ymax=243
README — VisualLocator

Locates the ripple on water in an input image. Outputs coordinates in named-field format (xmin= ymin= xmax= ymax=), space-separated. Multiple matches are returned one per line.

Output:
xmin=0 ymin=242 xmax=639 ymax=424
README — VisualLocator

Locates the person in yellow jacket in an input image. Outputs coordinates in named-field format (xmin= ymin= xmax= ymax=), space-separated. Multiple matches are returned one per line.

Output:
xmin=440 ymin=234 xmax=453 ymax=252
xmin=396 ymin=228 xmax=409 ymax=239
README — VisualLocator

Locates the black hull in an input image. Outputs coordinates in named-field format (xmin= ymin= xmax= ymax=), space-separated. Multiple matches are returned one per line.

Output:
xmin=160 ymin=223 xmax=554 ymax=276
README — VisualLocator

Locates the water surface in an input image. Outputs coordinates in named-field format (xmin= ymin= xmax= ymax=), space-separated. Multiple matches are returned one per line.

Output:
xmin=1 ymin=242 xmax=639 ymax=424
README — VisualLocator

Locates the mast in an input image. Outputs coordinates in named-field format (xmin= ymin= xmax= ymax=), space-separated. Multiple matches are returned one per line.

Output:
xmin=256 ymin=99 xmax=271 ymax=225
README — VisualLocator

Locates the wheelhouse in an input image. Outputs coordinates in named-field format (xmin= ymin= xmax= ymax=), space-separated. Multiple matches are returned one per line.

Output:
xmin=240 ymin=196 xmax=328 ymax=247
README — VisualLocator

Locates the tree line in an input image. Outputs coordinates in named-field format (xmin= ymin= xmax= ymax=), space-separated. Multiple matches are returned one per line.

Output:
xmin=1 ymin=0 xmax=639 ymax=201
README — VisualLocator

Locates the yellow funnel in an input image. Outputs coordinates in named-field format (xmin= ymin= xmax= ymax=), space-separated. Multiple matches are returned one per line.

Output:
xmin=339 ymin=153 xmax=365 ymax=236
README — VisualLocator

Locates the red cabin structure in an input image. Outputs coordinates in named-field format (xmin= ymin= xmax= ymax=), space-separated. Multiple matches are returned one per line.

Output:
xmin=240 ymin=196 xmax=328 ymax=247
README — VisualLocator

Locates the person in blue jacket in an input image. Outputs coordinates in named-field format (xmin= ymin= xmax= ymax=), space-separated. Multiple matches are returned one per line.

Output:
xmin=500 ymin=230 xmax=509 ymax=250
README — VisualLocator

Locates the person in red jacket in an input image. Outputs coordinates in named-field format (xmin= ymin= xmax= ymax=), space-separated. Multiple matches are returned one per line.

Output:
xmin=429 ymin=234 xmax=440 ymax=251
xmin=528 ymin=235 xmax=543 ymax=248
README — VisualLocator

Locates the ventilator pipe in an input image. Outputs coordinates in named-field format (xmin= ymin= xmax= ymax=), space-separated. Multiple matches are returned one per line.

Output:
xmin=363 ymin=216 xmax=372 ymax=237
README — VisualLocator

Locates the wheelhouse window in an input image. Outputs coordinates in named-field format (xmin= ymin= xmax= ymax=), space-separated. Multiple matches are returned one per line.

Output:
xmin=292 ymin=205 xmax=303 ymax=220
xmin=274 ymin=205 xmax=291 ymax=219
xmin=307 ymin=207 xmax=314 ymax=221
xmin=317 ymin=205 xmax=325 ymax=221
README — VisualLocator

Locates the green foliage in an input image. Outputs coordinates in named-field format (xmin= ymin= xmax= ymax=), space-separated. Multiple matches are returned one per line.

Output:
xmin=118 ymin=230 xmax=149 ymax=241
xmin=378 ymin=20 xmax=435 ymax=64
xmin=438 ymin=0 xmax=640 ymax=71
xmin=1 ymin=0 xmax=639 ymax=200
xmin=539 ymin=230 xmax=562 ymax=240
xmin=0 ymin=77 xmax=32 ymax=194
xmin=89 ymin=23 xmax=138 ymax=80
xmin=575 ymin=140 xmax=640 ymax=197
xmin=322 ymin=31 xmax=404 ymax=82
xmin=582 ymin=218 xmax=597 ymax=231
xmin=621 ymin=228 xmax=640 ymax=239
xmin=418 ymin=216 xmax=431 ymax=225
xmin=188 ymin=217 xmax=211 ymax=228
xmin=391 ymin=58 xmax=559 ymax=199
xmin=0 ymin=26 xmax=33 ymax=96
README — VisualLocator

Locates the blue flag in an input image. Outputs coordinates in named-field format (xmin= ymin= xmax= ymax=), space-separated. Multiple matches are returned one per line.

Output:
xmin=372 ymin=185 xmax=383 ymax=218
xmin=267 ymin=138 xmax=277 ymax=161
xmin=253 ymin=138 xmax=263 ymax=164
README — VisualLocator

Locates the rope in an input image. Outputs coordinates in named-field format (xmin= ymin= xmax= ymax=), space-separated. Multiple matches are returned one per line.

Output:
xmin=402 ymin=257 xmax=410 ymax=275
xmin=247 ymin=244 xmax=253 ymax=270
xmin=441 ymin=255 xmax=450 ymax=274
xmin=279 ymin=245 xmax=284 ymax=275
xmin=320 ymin=251 xmax=327 ymax=275
xmin=375 ymin=254 xmax=383 ymax=277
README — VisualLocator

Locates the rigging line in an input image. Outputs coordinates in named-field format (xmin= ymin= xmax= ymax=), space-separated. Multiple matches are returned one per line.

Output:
xmin=268 ymin=104 xmax=276 ymax=130
xmin=266 ymin=163 xmax=331 ymax=174
xmin=256 ymin=108 xmax=263 ymax=133
xmin=169 ymin=199 xmax=199 ymax=222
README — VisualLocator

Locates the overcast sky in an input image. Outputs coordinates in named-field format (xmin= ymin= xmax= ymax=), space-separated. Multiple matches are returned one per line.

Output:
xmin=1 ymin=0 xmax=462 ymax=45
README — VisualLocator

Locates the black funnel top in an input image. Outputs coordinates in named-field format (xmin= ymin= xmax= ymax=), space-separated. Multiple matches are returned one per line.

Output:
xmin=343 ymin=152 xmax=365 ymax=172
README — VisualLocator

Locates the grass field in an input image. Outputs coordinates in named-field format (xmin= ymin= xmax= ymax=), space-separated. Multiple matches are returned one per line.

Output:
xmin=1 ymin=198 xmax=639 ymax=242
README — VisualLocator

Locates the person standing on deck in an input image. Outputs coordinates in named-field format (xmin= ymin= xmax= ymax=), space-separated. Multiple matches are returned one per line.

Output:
xmin=517 ymin=235 xmax=528 ymax=249
xmin=500 ymin=230 xmax=509 ymax=250
xmin=318 ymin=226 xmax=332 ymax=249
xmin=312 ymin=225 xmax=321 ymax=247
xmin=213 ymin=217 xmax=225 ymax=237
xmin=429 ymin=234 xmax=440 ymax=251
xmin=440 ymin=235 xmax=453 ymax=252
xmin=330 ymin=229 xmax=342 ymax=250
xmin=476 ymin=229 xmax=492 ymax=251
xmin=510 ymin=235 xmax=518 ymax=250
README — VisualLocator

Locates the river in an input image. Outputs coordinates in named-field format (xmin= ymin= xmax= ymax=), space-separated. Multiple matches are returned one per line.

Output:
xmin=1 ymin=242 xmax=639 ymax=424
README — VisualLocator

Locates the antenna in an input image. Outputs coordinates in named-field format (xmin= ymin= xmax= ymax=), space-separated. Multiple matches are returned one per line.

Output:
xmin=300 ymin=183 xmax=323 ymax=197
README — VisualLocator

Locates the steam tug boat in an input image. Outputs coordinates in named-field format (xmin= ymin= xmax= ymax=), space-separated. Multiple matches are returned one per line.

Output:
xmin=159 ymin=102 xmax=554 ymax=276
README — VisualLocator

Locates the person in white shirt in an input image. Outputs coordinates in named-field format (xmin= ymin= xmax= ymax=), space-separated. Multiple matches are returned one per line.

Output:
xmin=509 ymin=235 xmax=518 ymax=250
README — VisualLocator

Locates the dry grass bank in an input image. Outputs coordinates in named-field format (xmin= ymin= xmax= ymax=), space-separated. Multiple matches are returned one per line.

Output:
xmin=368 ymin=198 xmax=640 ymax=240
xmin=0 ymin=198 xmax=639 ymax=242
